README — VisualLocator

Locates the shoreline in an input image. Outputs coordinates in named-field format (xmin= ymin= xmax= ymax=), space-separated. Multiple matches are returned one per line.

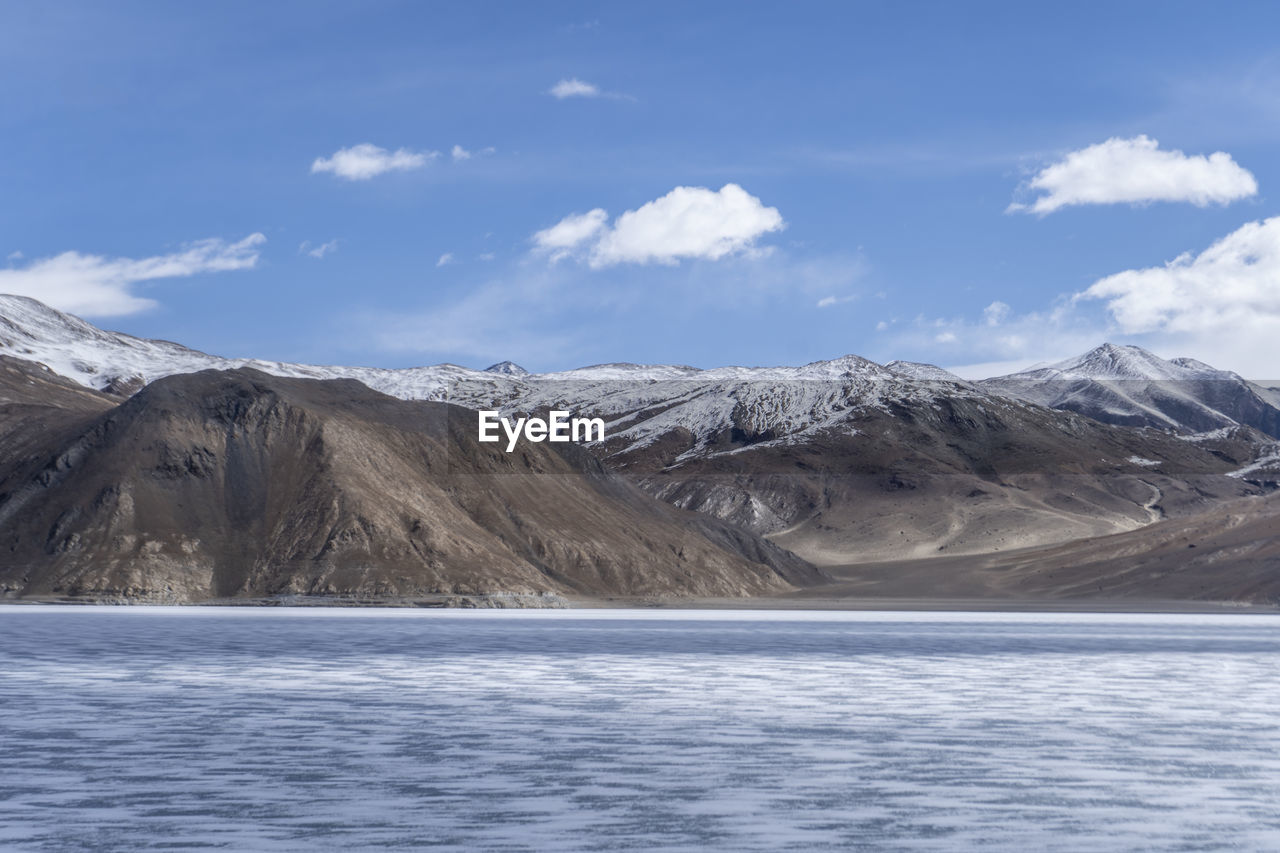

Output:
xmin=2 ymin=594 xmax=1277 ymax=615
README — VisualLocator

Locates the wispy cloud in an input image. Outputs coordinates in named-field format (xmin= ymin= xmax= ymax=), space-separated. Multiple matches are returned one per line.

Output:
xmin=533 ymin=184 xmax=784 ymax=268
xmin=449 ymin=144 xmax=494 ymax=161
xmin=1008 ymin=135 xmax=1257 ymax=214
xmin=549 ymin=77 xmax=600 ymax=98
xmin=0 ymin=233 xmax=265 ymax=317
xmin=299 ymin=239 xmax=338 ymax=259
xmin=532 ymin=209 xmax=609 ymax=263
xmin=311 ymin=143 xmax=437 ymax=180
xmin=369 ymin=271 xmax=578 ymax=364
xmin=547 ymin=78 xmax=632 ymax=101
xmin=436 ymin=253 xmax=455 ymax=267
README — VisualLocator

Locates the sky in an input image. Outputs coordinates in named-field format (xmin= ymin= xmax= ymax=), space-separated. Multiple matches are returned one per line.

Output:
xmin=3 ymin=0 xmax=1280 ymax=377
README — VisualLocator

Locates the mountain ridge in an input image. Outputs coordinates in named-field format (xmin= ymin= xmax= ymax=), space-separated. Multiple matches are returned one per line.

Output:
xmin=4 ymin=295 xmax=1280 ymax=570
xmin=0 ymin=365 xmax=821 ymax=603
xmin=981 ymin=343 xmax=1280 ymax=437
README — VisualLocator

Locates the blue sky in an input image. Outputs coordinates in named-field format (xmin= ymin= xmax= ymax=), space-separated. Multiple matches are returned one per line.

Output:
xmin=4 ymin=1 xmax=1280 ymax=376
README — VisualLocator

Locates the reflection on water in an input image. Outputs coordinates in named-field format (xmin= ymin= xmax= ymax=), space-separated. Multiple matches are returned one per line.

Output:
xmin=1 ymin=608 xmax=1278 ymax=851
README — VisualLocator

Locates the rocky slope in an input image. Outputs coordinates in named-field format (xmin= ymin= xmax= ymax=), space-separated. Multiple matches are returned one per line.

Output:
xmin=0 ymin=368 xmax=820 ymax=603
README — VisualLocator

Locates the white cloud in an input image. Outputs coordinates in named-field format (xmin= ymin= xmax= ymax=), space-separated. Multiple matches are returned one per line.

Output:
xmin=299 ymin=239 xmax=338 ymax=259
xmin=548 ymin=78 xmax=633 ymax=101
xmin=0 ymin=233 xmax=265 ymax=317
xmin=983 ymin=300 xmax=1011 ymax=325
xmin=817 ymin=294 xmax=856 ymax=308
xmin=478 ymin=252 xmax=496 ymax=262
xmin=890 ymin=218 xmax=1280 ymax=377
xmin=451 ymin=145 xmax=471 ymax=161
xmin=875 ymin=320 xmax=888 ymax=331
xmin=1009 ymin=135 xmax=1258 ymax=214
xmin=549 ymin=78 xmax=600 ymax=98
xmin=1071 ymin=216 xmax=1280 ymax=374
xmin=311 ymin=143 xmax=436 ymax=180
xmin=1079 ymin=216 xmax=1280 ymax=336
xmin=534 ymin=185 xmax=784 ymax=268
xmin=436 ymin=253 xmax=455 ymax=267
xmin=6 ymin=250 xmax=21 ymax=262
xmin=532 ymin=208 xmax=609 ymax=263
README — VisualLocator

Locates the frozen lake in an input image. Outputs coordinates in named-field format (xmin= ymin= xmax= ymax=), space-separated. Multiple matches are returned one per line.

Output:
xmin=1 ymin=607 xmax=1279 ymax=851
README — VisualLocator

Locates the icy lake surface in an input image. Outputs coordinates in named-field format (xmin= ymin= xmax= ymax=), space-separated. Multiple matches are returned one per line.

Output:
xmin=2 ymin=608 xmax=1279 ymax=851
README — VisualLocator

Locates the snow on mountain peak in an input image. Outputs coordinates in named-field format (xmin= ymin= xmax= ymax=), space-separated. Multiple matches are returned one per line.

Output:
xmin=999 ymin=343 xmax=1230 ymax=383
xmin=978 ymin=342 xmax=1280 ymax=436
xmin=484 ymin=361 xmax=529 ymax=376
xmin=885 ymin=360 xmax=965 ymax=382
xmin=1052 ymin=344 xmax=1183 ymax=380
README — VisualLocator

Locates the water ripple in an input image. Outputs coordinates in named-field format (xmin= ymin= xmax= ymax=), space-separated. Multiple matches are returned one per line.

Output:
xmin=1 ymin=608 xmax=1278 ymax=851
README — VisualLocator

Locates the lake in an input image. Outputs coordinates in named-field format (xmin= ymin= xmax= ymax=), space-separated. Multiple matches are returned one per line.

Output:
xmin=1 ymin=607 xmax=1278 ymax=851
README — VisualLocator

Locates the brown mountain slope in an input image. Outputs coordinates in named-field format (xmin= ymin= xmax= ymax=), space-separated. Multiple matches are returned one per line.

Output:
xmin=0 ymin=356 xmax=116 ymax=464
xmin=627 ymin=392 xmax=1270 ymax=565
xmin=791 ymin=492 xmax=1280 ymax=605
xmin=0 ymin=369 xmax=820 ymax=602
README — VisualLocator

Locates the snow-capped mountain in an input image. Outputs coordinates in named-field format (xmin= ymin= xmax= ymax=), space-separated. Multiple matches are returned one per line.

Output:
xmin=6 ymin=295 xmax=1279 ymax=460
xmin=995 ymin=343 xmax=1232 ymax=383
xmin=484 ymin=361 xmax=529 ymax=376
xmin=0 ymin=294 xmax=499 ymax=401
xmin=1 ymin=295 xmax=1273 ymax=567
xmin=7 ymin=295 xmax=1280 ymax=450
xmin=0 ymin=294 xmax=971 ymax=459
xmin=980 ymin=343 xmax=1280 ymax=437
xmin=884 ymin=360 xmax=967 ymax=383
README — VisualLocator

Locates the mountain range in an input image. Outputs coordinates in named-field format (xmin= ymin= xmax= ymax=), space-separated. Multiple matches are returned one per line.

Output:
xmin=2 ymin=293 xmax=1280 ymax=605
xmin=0 ymin=358 xmax=817 ymax=603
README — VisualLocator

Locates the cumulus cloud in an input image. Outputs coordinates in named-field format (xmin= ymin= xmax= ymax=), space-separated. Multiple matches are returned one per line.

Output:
xmin=0 ymin=233 xmax=266 ymax=317
xmin=311 ymin=143 xmax=436 ymax=180
xmin=451 ymin=145 xmax=471 ymax=161
xmin=1079 ymin=216 xmax=1280 ymax=335
xmin=534 ymin=184 xmax=784 ymax=268
xmin=532 ymin=209 xmax=609 ymax=263
xmin=1009 ymin=135 xmax=1258 ymax=214
xmin=549 ymin=78 xmax=600 ymax=98
xmin=892 ymin=219 xmax=1280 ymax=377
xmin=299 ymin=239 xmax=338 ymax=259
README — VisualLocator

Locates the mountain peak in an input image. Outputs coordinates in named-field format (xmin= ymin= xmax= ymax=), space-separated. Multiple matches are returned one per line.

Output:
xmin=1032 ymin=343 xmax=1226 ymax=382
xmin=484 ymin=360 xmax=529 ymax=376
xmin=0 ymin=293 xmax=113 ymax=346
xmin=884 ymin=360 xmax=964 ymax=382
